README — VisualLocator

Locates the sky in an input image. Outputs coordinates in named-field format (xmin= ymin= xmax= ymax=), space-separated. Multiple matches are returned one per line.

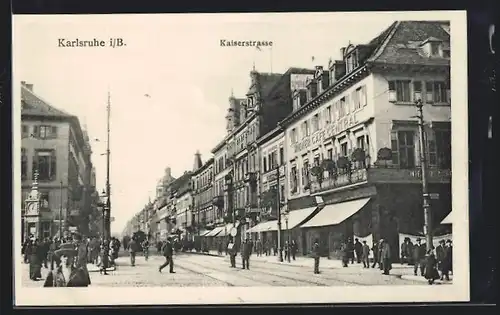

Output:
xmin=13 ymin=12 xmax=438 ymax=234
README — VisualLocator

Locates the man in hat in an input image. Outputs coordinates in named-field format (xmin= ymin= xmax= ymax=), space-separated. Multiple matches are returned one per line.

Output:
xmin=227 ymin=238 xmax=237 ymax=268
xmin=413 ymin=238 xmax=426 ymax=276
xmin=128 ymin=237 xmax=138 ymax=266
xmin=380 ymin=239 xmax=392 ymax=275
xmin=73 ymin=233 xmax=91 ymax=286
xmin=241 ymin=238 xmax=251 ymax=270
xmin=361 ymin=240 xmax=370 ymax=268
xmin=159 ymin=236 xmax=175 ymax=273
xmin=440 ymin=239 xmax=453 ymax=281
xmin=312 ymin=239 xmax=321 ymax=274
xmin=435 ymin=239 xmax=446 ymax=272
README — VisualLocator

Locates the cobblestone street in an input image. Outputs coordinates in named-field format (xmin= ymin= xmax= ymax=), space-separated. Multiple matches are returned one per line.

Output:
xmin=20 ymin=251 xmax=451 ymax=287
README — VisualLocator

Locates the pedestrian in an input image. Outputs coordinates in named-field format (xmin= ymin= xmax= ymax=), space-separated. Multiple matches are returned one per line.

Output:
xmin=312 ymin=239 xmax=320 ymax=274
xmin=377 ymin=239 xmax=384 ymax=270
xmin=346 ymin=238 xmax=355 ymax=264
xmin=290 ymin=240 xmax=297 ymax=260
xmin=22 ymin=238 xmax=31 ymax=263
xmin=435 ymin=239 xmax=446 ymax=273
xmin=400 ymin=238 xmax=408 ymax=264
xmin=44 ymin=243 xmax=90 ymax=287
xmin=142 ymin=238 xmax=150 ymax=261
xmin=217 ymin=240 xmax=223 ymax=255
xmin=424 ymin=248 xmax=440 ymax=285
xmin=354 ymin=238 xmax=362 ymax=264
xmin=41 ymin=238 xmax=50 ymax=268
xmin=128 ymin=237 xmax=138 ymax=266
xmin=256 ymin=239 xmax=263 ymax=257
xmin=361 ymin=240 xmax=370 ymax=268
xmin=227 ymin=239 xmax=237 ymax=268
xmin=73 ymin=233 xmax=91 ymax=286
xmin=99 ymin=239 xmax=109 ymax=275
xmin=440 ymin=239 xmax=452 ymax=281
xmin=159 ymin=237 xmax=175 ymax=273
xmin=340 ymin=242 xmax=349 ymax=267
xmin=380 ymin=239 xmax=392 ymax=275
xmin=406 ymin=238 xmax=414 ymax=265
xmin=273 ymin=241 xmax=277 ymax=256
xmin=29 ymin=238 xmax=42 ymax=281
xmin=283 ymin=241 xmax=289 ymax=262
xmin=371 ymin=240 xmax=380 ymax=268
xmin=264 ymin=240 xmax=270 ymax=256
xmin=48 ymin=238 xmax=57 ymax=270
xmin=413 ymin=238 xmax=426 ymax=276
xmin=241 ymin=238 xmax=251 ymax=270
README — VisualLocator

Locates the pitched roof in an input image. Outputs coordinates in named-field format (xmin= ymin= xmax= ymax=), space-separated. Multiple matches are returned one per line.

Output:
xmin=21 ymin=85 xmax=73 ymax=118
xmin=368 ymin=21 xmax=451 ymax=66
xmin=259 ymin=73 xmax=283 ymax=98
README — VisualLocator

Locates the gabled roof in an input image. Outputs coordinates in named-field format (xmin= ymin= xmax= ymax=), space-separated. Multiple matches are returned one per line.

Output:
xmin=21 ymin=85 xmax=73 ymax=118
xmin=368 ymin=20 xmax=451 ymax=66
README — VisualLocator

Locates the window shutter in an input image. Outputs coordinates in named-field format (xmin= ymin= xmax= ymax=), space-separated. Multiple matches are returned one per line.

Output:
xmin=425 ymin=81 xmax=434 ymax=103
xmin=388 ymin=81 xmax=396 ymax=102
xmin=345 ymin=95 xmax=351 ymax=114
xmin=362 ymin=86 xmax=368 ymax=106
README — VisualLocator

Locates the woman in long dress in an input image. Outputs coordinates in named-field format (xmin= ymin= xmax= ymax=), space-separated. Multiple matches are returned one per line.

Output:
xmin=29 ymin=239 xmax=42 ymax=281
xmin=424 ymin=249 xmax=441 ymax=285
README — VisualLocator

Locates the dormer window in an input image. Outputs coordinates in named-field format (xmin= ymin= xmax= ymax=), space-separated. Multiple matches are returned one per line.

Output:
xmin=345 ymin=50 xmax=358 ymax=73
xmin=306 ymin=78 xmax=318 ymax=101
xmin=421 ymin=37 xmax=446 ymax=57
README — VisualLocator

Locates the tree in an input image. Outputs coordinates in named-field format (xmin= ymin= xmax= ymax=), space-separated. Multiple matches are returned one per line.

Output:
xmin=377 ymin=147 xmax=392 ymax=167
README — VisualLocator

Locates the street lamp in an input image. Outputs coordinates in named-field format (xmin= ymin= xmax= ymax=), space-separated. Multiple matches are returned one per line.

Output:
xmin=283 ymin=210 xmax=290 ymax=262
xmin=414 ymin=99 xmax=433 ymax=252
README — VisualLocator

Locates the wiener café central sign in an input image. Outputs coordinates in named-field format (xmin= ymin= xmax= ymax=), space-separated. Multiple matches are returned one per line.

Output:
xmin=293 ymin=113 xmax=359 ymax=153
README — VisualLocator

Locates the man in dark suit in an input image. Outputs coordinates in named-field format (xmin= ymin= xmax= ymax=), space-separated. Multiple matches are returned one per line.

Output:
xmin=159 ymin=237 xmax=175 ymax=273
xmin=413 ymin=238 xmax=426 ymax=276
xmin=312 ymin=239 xmax=321 ymax=274
xmin=241 ymin=238 xmax=251 ymax=270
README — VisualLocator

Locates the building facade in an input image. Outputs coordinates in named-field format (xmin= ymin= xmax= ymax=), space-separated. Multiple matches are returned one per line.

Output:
xmin=280 ymin=20 xmax=452 ymax=260
xmin=192 ymin=156 xmax=215 ymax=236
xmin=21 ymin=81 xmax=96 ymax=241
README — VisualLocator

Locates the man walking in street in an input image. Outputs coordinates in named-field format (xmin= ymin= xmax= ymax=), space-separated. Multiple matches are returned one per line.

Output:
xmin=227 ymin=239 xmax=237 ymax=268
xmin=159 ymin=236 xmax=175 ymax=273
xmin=413 ymin=238 xmax=426 ymax=276
xmin=128 ymin=237 xmax=138 ymax=267
xmin=241 ymin=238 xmax=251 ymax=270
xmin=312 ymin=239 xmax=320 ymax=274
xmin=354 ymin=238 xmax=363 ymax=264
xmin=290 ymin=240 xmax=298 ymax=260
xmin=361 ymin=240 xmax=370 ymax=268
xmin=142 ymin=238 xmax=150 ymax=261
xmin=435 ymin=239 xmax=446 ymax=273
xmin=380 ymin=239 xmax=392 ymax=275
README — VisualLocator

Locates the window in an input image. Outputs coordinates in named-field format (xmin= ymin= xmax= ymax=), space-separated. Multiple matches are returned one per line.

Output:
xmin=426 ymin=81 xmax=448 ymax=104
xmin=41 ymin=222 xmax=51 ymax=239
xmin=302 ymin=160 xmax=310 ymax=189
xmin=22 ymin=125 xmax=29 ymax=138
xmin=35 ymin=125 xmax=58 ymax=139
xmin=290 ymin=128 xmax=297 ymax=144
xmin=302 ymin=121 xmax=309 ymax=138
xmin=312 ymin=114 xmax=319 ymax=133
xmin=313 ymin=155 xmax=320 ymax=166
xmin=293 ymin=95 xmax=300 ymax=111
xmin=280 ymin=185 xmax=285 ymax=202
xmin=391 ymin=131 xmax=416 ymax=169
xmin=327 ymin=148 xmax=333 ymax=160
xmin=435 ymin=129 xmax=451 ymax=169
xmin=388 ymin=80 xmax=411 ymax=103
xmin=430 ymin=42 xmax=440 ymax=56
xmin=339 ymin=97 xmax=346 ymax=117
xmin=308 ymin=82 xmax=318 ymax=100
xmin=325 ymin=106 xmax=332 ymax=124
xmin=279 ymin=147 xmax=284 ymax=165
xmin=290 ymin=166 xmax=298 ymax=193
xmin=263 ymin=156 xmax=268 ymax=173
xmin=356 ymin=136 xmax=365 ymax=150
xmin=40 ymin=191 xmax=50 ymax=208
xmin=413 ymin=81 xmax=422 ymax=101
xmin=442 ymin=49 xmax=450 ymax=58
xmin=33 ymin=149 xmax=57 ymax=181
xmin=340 ymin=143 xmax=348 ymax=157
xmin=346 ymin=51 xmax=358 ymax=73
xmin=21 ymin=148 xmax=28 ymax=180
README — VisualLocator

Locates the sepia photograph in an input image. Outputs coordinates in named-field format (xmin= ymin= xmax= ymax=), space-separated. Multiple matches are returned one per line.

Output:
xmin=12 ymin=10 xmax=469 ymax=305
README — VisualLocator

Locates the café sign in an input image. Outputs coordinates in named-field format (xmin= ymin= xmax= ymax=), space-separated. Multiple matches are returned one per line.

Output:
xmin=293 ymin=113 xmax=359 ymax=154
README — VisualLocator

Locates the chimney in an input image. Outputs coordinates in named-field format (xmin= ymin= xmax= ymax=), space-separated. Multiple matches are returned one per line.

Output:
xmin=26 ymin=84 xmax=33 ymax=91
xmin=340 ymin=47 xmax=346 ymax=59
xmin=193 ymin=151 xmax=203 ymax=172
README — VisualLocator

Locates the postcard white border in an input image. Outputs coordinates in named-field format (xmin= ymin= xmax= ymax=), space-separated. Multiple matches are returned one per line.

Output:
xmin=13 ymin=10 xmax=469 ymax=305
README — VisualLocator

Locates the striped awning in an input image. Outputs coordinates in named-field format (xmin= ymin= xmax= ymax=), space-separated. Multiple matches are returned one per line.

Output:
xmin=205 ymin=226 xmax=224 ymax=237
xmin=441 ymin=212 xmax=452 ymax=224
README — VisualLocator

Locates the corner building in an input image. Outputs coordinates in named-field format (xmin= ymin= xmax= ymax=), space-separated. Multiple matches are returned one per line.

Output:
xmin=281 ymin=21 xmax=452 ymax=261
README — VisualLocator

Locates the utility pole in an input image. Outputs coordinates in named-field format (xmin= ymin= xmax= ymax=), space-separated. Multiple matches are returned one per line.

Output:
xmin=59 ymin=180 xmax=63 ymax=239
xmin=276 ymin=164 xmax=283 ymax=262
xmin=415 ymin=99 xmax=433 ymax=251
xmin=105 ymin=90 xmax=111 ymax=241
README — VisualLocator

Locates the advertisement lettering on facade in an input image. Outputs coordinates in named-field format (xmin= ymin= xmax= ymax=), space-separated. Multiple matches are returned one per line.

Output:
xmin=293 ymin=113 xmax=359 ymax=154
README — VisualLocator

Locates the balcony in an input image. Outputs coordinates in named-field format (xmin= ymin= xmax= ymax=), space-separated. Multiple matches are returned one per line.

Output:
xmin=310 ymin=166 xmax=451 ymax=194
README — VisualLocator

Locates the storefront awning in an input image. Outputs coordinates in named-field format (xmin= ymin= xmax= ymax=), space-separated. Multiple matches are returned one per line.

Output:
xmin=198 ymin=230 xmax=211 ymax=236
xmin=218 ymin=222 xmax=240 ymax=237
xmin=247 ymin=220 xmax=278 ymax=233
xmin=441 ymin=212 xmax=452 ymax=224
xmin=282 ymin=207 xmax=318 ymax=230
xmin=205 ymin=226 xmax=223 ymax=237
xmin=301 ymin=198 xmax=371 ymax=228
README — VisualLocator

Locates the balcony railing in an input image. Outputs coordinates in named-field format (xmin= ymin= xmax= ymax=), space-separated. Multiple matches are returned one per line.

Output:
xmin=243 ymin=172 xmax=257 ymax=183
xmin=310 ymin=166 xmax=451 ymax=194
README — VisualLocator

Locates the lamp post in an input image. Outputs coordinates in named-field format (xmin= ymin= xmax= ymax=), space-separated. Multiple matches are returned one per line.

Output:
xmin=283 ymin=210 xmax=290 ymax=262
xmin=59 ymin=180 xmax=63 ymax=239
xmin=276 ymin=164 xmax=283 ymax=263
xmin=415 ymin=99 xmax=433 ymax=252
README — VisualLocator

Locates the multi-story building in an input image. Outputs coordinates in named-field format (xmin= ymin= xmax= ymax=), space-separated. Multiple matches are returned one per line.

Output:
xmin=21 ymin=81 xmax=96 ymax=241
xmin=175 ymin=172 xmax=194 ymax=241
xmin=279 ymin=20 xmax=451 ymax=260
xmin=192 ymin=154 xmax=214 ymax=237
